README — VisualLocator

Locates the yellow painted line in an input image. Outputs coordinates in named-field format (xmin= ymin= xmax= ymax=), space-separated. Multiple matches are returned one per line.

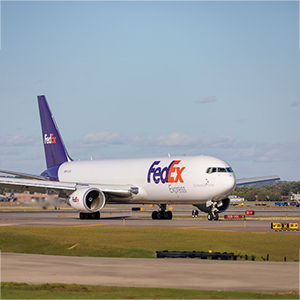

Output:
xmin=69 ymin=224 xmax=108 ymax=228
xmin=274 ymin=230 xmax=300 ymax=233
xmin=181 ymin=225 xmax=243 ymax=229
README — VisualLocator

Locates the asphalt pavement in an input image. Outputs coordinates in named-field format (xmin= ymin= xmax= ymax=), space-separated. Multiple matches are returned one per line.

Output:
xmin=2 ymin=252 xmax=299 ymax=293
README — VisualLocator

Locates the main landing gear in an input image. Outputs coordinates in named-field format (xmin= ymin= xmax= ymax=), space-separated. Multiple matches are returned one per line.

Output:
xmin=152 ymin=204 xmax=173 ymax=220
xmin=79 ymin=211 xmax=100 ymax=220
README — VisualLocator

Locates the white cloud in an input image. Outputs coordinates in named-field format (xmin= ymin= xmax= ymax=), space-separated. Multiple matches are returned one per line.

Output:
xmin=83 ymin=132 xmax=125 ymax=145
xmin=82 ymin=131 xmax=236 ymax=149
xmin=195 ymin=96 xmax=217 ymax=104
xmin=0 ymin=135 xmax=39 ymax=147
xmin=80 ymin=131 xmax=300 ymax=173
xmin=153 ymin=133 xmax=199 ymax=147
xmin=291 ymin=101 xmax=300 ymax=107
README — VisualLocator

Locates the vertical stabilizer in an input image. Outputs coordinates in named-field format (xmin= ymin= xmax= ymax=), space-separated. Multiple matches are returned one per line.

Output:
xmin=38 ymin=95 xmax=72 ymax=169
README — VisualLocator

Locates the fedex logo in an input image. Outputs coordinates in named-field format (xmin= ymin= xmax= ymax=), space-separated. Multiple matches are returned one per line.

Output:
xmin=147 ymin=160 xmax=185 ymax=184
xmin=72 ymin=196 xmax=79 ymax=203
xmin=44 ymin=133 xmax=57 ymax=145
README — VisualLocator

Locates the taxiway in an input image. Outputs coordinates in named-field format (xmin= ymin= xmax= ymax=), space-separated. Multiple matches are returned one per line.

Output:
xmin=0 ymin=205 xmax=299 ymax=234
xmin=2 ymin=252 xmax=298 ymax=293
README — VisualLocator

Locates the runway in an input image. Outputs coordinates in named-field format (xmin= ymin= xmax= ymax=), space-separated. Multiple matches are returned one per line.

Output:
xmin=1 ymin=253 xmax=299 ymax=293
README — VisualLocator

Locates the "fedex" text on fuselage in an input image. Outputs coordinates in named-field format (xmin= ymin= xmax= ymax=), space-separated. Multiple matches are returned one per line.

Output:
xmin=147 ymin=160 xmax=185 ymax=184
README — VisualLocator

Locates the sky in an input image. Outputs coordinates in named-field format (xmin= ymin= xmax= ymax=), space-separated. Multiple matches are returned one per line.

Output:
xmin=0 ymin=0 xmax=299 ymax=181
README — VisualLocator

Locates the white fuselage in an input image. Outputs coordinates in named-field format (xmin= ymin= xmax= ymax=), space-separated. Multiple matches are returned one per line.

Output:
xmin=58 ymin=155 xmax=236 ymax=204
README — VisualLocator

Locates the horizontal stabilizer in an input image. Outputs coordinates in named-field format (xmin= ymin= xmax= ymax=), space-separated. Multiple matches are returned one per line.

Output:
xmin=0 ymin=169 xmax=47 ymax=180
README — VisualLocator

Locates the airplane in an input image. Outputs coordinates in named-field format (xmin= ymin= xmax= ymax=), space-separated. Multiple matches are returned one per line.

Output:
xmin=0 ymin=95 xmax=280 ymax=220
xmin=0 ymin=190 xmax=17 ymax=202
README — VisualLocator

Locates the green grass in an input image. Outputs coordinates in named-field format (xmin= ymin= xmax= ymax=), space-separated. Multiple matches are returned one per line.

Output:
xmin=1 ymin=282 xmax=299 ymax=299
xmin=0 ymin=226 xmax=299 ymax=261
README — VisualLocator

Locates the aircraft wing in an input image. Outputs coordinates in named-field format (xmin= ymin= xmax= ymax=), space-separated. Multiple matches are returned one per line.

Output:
xmin=0 ymin=176 xmax=137 ymax=198
xmin=236 ymin=175 xmax=280 ymax=186
xmin=0 ymin=169 xmax=46 ymax=180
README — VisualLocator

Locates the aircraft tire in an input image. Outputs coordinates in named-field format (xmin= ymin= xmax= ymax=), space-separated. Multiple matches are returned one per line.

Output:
xmin=213 ymin=213 xmax=219 ymax=221
xmin=79 ymin=211 xmax=100 ymax=220
xmin=165 ymin=211 xmax=173 ymax=220
xmin=156 ymin=211 xmax=162 ymax=219
xmin=152 ymin=211 xmax=158 ymax=220
xmin=152 ymin=210 xmax=172 ymax=220
xmin=207 ymin=213 xmax=213 ymax=221
xmin=91 ymin=211 xmax=100 ymax=219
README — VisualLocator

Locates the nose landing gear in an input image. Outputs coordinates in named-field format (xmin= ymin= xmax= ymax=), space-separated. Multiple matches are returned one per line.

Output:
xmin=207 ymin=211 xmax=219 ymax=221
xmin=207 ymin=201 xmax=220 ymax=221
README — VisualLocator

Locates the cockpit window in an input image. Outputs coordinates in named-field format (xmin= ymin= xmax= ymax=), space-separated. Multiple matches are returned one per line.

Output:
xmin=206 ymin=167 xmax=217 ymax=174
xmin=206 ymin=167 xmax=212 ymax=174
xmin=206 ymin=167 xmax=233 ymax=174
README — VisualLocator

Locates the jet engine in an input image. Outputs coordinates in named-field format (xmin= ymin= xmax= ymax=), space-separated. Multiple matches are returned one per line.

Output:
xmin=195 ymin=198 xmax=230 ymax=214
xmin=68 ymin=187 xmax=106 ymax=212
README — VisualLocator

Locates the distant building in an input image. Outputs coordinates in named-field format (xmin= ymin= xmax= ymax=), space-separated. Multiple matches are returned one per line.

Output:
xmin=229 ymin=195 xmax=244 ymax=202
xmin=291 ymin=192 xmax=300 ymax=201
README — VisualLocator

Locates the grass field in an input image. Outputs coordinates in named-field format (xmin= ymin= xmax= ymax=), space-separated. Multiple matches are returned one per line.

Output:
xmin=1 ymin=226 xmax=299 ymax=299
xmin=0 ymin=226 xmax=299 ymax=261
xmin=1 ymin=282 xmax=299 ymax=299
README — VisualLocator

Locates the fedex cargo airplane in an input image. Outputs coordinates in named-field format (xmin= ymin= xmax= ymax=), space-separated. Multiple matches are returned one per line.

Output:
xmin=0 ymin=96 xmax=279 ymax=220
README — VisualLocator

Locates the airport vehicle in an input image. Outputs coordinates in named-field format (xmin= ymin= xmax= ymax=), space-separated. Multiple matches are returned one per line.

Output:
xmin=276 ymin=201 xmax=300 ymax=207
xmin=0 ymin=96 xmax=280 ymax=220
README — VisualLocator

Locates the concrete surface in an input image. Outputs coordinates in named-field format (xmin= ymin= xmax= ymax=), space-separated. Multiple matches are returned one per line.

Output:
xmin=1 ymin=252 xmax=299 ymax=293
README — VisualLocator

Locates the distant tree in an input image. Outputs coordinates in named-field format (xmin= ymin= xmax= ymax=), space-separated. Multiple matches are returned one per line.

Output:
xmin=0 ymin=187 xmax=5 ymax=195
xmin=232 ymin=181 xmax=298 ymax=201
xmin=290 ymin=181 xmax=300 ymax=194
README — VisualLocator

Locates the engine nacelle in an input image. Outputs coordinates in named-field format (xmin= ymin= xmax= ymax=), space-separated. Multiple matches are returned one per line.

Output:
xmin=194 ymin=198 xmax=230 ymax=213
xmin=68 ymin=187 xmax=106 ymax=212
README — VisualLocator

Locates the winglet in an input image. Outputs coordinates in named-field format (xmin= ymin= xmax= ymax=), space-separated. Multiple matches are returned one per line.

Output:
xmin=38 ymin=95 xmax=72 ymax=169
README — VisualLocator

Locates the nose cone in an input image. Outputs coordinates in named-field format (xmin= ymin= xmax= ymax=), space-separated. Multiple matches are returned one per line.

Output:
xmin=222 ymin=173 xmax=236 ymax=196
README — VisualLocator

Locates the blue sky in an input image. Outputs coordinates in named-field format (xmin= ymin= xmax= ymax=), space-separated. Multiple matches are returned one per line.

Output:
xmin=0 ymin=1 xmax=299 ymax=181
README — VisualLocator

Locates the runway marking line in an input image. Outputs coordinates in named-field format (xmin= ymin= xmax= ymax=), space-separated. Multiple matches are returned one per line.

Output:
xmin=181 ymin=225 xmax=243 ymax=229
xmin=69 ymin=224 xmax=108 ymax=228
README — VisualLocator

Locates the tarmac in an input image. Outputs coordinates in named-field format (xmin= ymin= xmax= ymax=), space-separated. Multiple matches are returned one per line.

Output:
xmin=0 ymin=207 xmax=300 ymax=234
xmin=1 ymin=252 xmax=299 ymax=293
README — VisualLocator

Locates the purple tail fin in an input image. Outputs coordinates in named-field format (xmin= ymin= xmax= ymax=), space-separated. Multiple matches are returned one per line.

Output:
xmin=38 ymin=95 xmax=72 ymax=169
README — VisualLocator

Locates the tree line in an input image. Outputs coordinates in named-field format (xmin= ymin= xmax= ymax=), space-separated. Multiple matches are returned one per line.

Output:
xmin=232 ymin=181 xmax=300 ymax=201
